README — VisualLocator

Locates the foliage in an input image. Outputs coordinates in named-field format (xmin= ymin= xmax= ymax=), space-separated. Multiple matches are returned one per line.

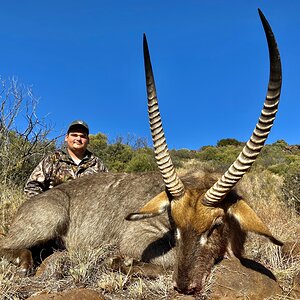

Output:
xmin=0 ymin=77 xmax=57 ymax=186
xmin=89 ymin=135 xmax=157 ymax=173
xmin=125 ymin=148 xmax=156 ymax=173
xmin=254 ymin=140 xmax=291 ymax=172
xmin=88 ymin=132 xmax=108 ymax=154
xmin=195 ymin=145 xmax=243 ymax=172
xmin=197 ymin=146 xmax=219 ymax=161
xmin=170 ymin=148 xmax=194 ymax=160
xmin=105 ymin=142 xmax=134 ymax=172
xmin=88 ymin=132 xmax=109 ymax=167
xmin=217 ymin=138 xmax=245 ymax=147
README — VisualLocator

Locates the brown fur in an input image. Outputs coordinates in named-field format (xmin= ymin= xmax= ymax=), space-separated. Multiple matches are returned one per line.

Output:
xmin=0 ymin=171 xmax=282 ymax=294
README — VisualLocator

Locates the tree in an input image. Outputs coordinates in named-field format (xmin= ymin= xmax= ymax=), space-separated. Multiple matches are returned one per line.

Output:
xmin=88 ymin=132 xmax=108 ymax=163
xmin=125 ymin=149 xmax=156 ymax=172
xmin=105 ymin=142 xmax=134 ymax=171
xmin=0 ymin=77 xmax=56 ymax=185
xmin=217 ymin=138 xmax=244 ymax=147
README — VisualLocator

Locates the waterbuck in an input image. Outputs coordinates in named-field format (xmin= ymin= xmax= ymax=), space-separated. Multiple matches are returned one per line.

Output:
xmin=0 ymin=9 xmax=282 ymax=295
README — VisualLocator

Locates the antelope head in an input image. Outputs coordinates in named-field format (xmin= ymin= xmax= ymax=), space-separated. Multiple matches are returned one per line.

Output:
xmin=127 ymin=9 xmax=283 ymax=294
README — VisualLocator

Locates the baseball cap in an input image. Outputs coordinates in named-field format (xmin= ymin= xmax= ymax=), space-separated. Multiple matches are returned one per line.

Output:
xmin=67 ymin=120 xmax=89 ymax=134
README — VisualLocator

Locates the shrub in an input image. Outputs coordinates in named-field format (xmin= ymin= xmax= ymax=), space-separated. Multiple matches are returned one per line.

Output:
xmin=105 ymin=142 xmax=134 ymax=172
xmin=125 ymin=151 xmax=156 ymax=173
xmin=217 ymin=138 xmax=244 ymax=147
xmin=196 ymin=145 xmax=243 ymax=172
xmin=255 ymin=140 xmax=291 ymax=171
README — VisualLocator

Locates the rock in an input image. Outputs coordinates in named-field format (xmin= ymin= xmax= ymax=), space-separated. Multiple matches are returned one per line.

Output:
xmin=34 ymin=251 xmax=65 ymax=278
xmin=210 ymin=258 xmax=282 ymax=300
xmin=27 ymin=288 xmax=105 ymax=300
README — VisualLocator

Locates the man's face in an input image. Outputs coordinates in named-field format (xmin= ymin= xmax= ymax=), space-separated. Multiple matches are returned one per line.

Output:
xmin=65 ymin=127 xmax=89 ymax=153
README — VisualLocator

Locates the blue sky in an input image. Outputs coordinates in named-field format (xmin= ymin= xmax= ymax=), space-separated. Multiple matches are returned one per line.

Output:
xmin=0 ymin=0 xmax=298 ymax=150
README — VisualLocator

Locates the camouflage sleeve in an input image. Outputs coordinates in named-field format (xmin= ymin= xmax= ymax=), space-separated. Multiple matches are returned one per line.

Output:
xmin=95 ymin=156 xmax=108 ymax=172
xmin=23 ymin=154 xmax=55 ymax=197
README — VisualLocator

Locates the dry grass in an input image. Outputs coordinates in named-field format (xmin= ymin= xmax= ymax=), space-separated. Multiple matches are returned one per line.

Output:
xmin=0 ymin=245 xmax=176 ymax=299
xmin=0 ymin=169 xmax=299 ymax=299
xmin=239 ymin=171 xmax=300 ymax=298
xmin=0 ymin=184 xmax=26 ymax=235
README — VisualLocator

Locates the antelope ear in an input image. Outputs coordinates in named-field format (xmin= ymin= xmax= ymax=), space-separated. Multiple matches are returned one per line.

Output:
xmin=229 ymin=200 xmax=283 ymax=246
xmin=125 ymin=191 xmax=170 ymax=221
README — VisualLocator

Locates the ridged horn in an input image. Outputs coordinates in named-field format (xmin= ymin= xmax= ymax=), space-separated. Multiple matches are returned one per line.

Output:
xmin=143 ymin=34 xmax=185 ymax=198
xmin=204 ymin=9 xmax=282 ymax=206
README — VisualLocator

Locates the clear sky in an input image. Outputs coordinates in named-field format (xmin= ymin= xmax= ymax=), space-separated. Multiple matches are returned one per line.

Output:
xmin=0 ymin=0 xmax=298 ymax=150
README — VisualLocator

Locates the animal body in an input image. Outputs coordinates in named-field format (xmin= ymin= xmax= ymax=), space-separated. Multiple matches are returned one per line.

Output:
xmin=0 ymin=9 xmax=282 ymax=295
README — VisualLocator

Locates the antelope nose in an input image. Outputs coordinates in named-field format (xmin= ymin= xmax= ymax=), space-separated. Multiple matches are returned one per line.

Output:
xmin=186 ymin=282 xmax=198 ymax=295
xmin=174 ymin=281 xmax=198 ymax=295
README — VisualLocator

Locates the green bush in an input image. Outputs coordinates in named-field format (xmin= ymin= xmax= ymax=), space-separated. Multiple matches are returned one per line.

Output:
xmin=105 ymin=142 xmax=134 ymax=172
xmin=88 ymin=133 xmax=108 ymax=154
xmin=196 ymin=146 xmax=219 ymax=161
xmin=170 ymin=149 xmax=194 ymax=160
xmin=89 ymin=134 xmax=157 ymax=173
xmin=255 ymin=143 xmax=290 ymax=170
xmin=195 ymin=145 xmax=243 ymax=172
xmin=125 ymin=151 xmax=156 ymax=173
xmin=217 ymin=138 xmax=244 ymax=147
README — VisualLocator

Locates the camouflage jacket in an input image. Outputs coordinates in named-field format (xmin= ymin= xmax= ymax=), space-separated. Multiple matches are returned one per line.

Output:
xmin=24 ymin=148 xmax=108 ymax=197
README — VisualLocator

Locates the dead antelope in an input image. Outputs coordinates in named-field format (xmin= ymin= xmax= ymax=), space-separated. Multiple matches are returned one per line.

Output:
xmin=0 ymin=9 xmax=282 ymax=295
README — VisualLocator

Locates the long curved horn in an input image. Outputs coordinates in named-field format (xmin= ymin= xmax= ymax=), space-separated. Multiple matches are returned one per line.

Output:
xmin=204 ymin=9 xmax=282 ymax=206
xmin=143 ymin=34 xmax=185 ymax=199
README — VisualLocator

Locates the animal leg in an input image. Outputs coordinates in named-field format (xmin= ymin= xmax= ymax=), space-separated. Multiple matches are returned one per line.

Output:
xmin=0 ymin=248 xmax=33 ymax=275
xmin=0 ymin=195 xmax=69 ymax=273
